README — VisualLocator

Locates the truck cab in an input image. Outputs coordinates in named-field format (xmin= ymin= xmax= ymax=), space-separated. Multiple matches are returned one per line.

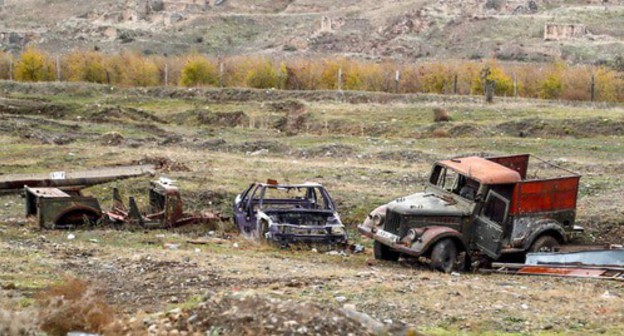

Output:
xmin=358 ymin=154 xmax=582 ymax=272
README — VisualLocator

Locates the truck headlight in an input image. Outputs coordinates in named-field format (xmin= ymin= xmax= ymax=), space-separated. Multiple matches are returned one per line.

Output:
xmin=332 ymin=226 xmax=346 ymax=235
xmin=372 ymin=213 xmax=385 ymax=227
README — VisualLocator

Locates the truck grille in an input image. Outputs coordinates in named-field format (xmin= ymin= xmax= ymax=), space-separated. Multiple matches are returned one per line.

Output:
xmin=384 ymin=209 xmax=401 ymax=235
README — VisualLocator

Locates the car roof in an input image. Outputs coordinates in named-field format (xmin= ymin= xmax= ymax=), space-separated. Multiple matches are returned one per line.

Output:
xmin=438 ymin=156 xmax=521 ymax=185
xmin=256 ymin=182 xmax=324 ymax=188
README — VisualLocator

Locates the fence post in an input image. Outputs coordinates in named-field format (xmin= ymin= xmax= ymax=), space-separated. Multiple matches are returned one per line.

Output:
xmin=513 ymin=73 xmax=518 ymax=98
xmin=219 ymin=62 xmax=224 ymax=88
xmin=338 ymin=67 xmax=343 ymax=91
xmin=164 ymin=62 xmax=169 ymax=86
xmin=395 ymin=70 xmax=400 ymax=93
xmin=590 ymin=74 xmax=595 ymax=102
xmin=454 ymin=74 xmax=458 ymax=95
xmin=9 ymin=60 xmax=13 ymax=81
xmin=56 ymin=56 xmax=61 ymax=81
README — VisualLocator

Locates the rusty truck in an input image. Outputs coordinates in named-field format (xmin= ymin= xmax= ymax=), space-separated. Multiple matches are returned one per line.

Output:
xmin=358 ymin=154 xmax=584 ymax=273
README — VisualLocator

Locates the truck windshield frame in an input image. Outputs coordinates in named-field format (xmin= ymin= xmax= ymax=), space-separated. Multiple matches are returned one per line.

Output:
xmin=429 ymin=165 xmax=481 ymax=202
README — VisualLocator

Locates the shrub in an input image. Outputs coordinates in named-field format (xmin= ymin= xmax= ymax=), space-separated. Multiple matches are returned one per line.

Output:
xmin=0 ymin=52 xmax=12 ymax=80
xmin=36 ymin=278 xmax=115 ymax=336
xmin=179 ymin=54 xmax=219 ymax=87
xmin=65 ymin=51 xmax=108 ymax=83
xmin=539 ymin=62 xmax=566 ymax=99
xmin=14 ymin=48 xmax=55 ymax=82
xmin=244 ymin=59 xmax=286 ymax=89
xmin=125 ymin=53 xmax=160 ymax=87
xmin=471 ymin=60 xmax=514 ymax=96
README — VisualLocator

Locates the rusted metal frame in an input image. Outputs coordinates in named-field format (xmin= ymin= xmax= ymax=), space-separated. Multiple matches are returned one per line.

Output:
xmin=491 ymin=262 xmax=624 ymax=281
xmin=1 ymin=165 xmax=156 ymax=194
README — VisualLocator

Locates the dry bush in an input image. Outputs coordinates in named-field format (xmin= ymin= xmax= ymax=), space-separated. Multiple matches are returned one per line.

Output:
xmin=538 ymin=61 xmax=566 ymax=99
xmin=433 ymin=107 xmax=451 ymax=122
xmin=244 ymin=59 xmax=286 ymax=89
xmin=282 ymin=59 xmax=324 ymax=90
xmin=126 ymin=54 xmax=161 ymax=87
xmin=561 ymin=65 xmax=591 ymax=101
xmin=36 ymin=278 xmax=115 ymax=336
xmin=0 ymin=51 xmax=13 ymax=80
xmin=420 ymin=62 xmax=451 ymax=94
xmin=179 ymin=54 xmax=219 ymax=87
xmin=431 ymin=128 xmax=449 ymax=137
xmin=595 ymin=67 xmax=624 ymax=102
xmin=0 ymin=307 xmax=39 ymax=335
xmin=64 ymin=51 xmax=108 ymax=84
xmin=14 ymin=47 xmax=55 ymax=82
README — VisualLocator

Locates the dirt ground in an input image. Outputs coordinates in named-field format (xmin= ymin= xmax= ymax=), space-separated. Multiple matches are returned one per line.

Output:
xmin=1 ymin=83 xmax=624 ymax=335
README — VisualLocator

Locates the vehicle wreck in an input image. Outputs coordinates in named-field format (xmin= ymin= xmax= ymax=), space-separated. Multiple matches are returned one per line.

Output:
xmin=359 ymin=154 xmax=584 ymax=272
xmin=233 ymin=180 xmax=347 ymax=246
xmin=106 ymin=178 xmax=222 ymax=229
xmin=24 ymin=176 xmax=222 ymax=230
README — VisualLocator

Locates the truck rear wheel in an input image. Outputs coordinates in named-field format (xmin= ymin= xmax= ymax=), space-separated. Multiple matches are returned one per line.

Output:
xmin=431 ymin=239 xmax=458 ymax=273
xmin=529 ymin=235 xmax=560 ymax=253
xmin=373 ymin=241 xmax=400 ymax=261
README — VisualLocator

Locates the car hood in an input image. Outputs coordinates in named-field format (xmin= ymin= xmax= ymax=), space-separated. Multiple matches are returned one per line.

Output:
xmin=386 ymin=192 xmax=472 ymax=217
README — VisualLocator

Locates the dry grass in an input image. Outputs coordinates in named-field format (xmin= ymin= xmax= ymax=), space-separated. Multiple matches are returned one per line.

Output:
xmin=36 ymin=278 xmax=116 ymax=336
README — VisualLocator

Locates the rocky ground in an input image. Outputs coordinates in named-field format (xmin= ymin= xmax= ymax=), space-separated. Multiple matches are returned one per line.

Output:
xmin=1 ymin=82 xmax=624 ymax=335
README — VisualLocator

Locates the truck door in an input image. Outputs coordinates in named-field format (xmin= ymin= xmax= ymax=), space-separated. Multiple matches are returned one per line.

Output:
xmin=473 ymin=190 xmax=509 ymax=259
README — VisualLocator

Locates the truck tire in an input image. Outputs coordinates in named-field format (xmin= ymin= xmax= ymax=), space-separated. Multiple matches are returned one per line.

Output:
xmin=529 ymin=235 xmax=560 ymax=253
xmin=373 ymin=241 xmax=400 ymax=261
xmin=431 ymin=239 xmax=458 ymax=273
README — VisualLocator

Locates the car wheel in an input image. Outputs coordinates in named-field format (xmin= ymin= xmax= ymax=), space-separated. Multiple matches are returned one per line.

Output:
xmin=529 ymin=235 xmax=560 ymax=253
xmin=431 ymin=239 xmax=458 ymax=273
xmin=373 ymin=241 xmax=400 ymax=261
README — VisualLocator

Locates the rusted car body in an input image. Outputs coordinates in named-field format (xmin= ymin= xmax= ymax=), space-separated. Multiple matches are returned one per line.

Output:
xmin=25 ymin=187 xmax=103 ymax=229
xmin=107 ymin=178 xmax=220 ymax=229
xmin=233 ymin=181 xmax=347 ymax=246
xmin=358 ymin=154 xmax=583 ymax=272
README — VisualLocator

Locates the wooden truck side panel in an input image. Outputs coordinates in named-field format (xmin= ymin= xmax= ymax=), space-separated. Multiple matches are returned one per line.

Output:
xmin=509 ymin=176 xmax=580 ymax=215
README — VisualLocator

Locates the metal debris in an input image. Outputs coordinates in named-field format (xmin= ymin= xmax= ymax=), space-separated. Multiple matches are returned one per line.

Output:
xmin=1 ymin=165 xmax=155 ymax=194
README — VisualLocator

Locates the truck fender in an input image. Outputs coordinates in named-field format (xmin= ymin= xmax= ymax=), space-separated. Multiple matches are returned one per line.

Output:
xmin=405 ymin=226 xmax=467 ymax=256
xmin=362 ymin=205 xmax=388 ymax=229
xmin=522 ymin=220 xmax=567 ymax=250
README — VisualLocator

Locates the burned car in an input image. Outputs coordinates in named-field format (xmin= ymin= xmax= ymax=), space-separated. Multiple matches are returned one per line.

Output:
xmin=233 ymin=180 xmax=347 ymax=246
xmin=359 ymin=154 xmax=583 ymax=273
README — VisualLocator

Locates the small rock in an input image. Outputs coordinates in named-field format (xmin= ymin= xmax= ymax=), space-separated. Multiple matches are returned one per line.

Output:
xmin=169 ymin=297 xmax=179 ymax=304
xmin=335 ymin=296 xmax=348 ymax=303
xmin=67 ymin=233 xmax=76 ymax=240
xmin=233 ymin=242 xmax=239 ymax=248
xmin=311 ymin=248 xmax=318 ymax=253
xmin=451 ymin=272 xmax=461 ymax=277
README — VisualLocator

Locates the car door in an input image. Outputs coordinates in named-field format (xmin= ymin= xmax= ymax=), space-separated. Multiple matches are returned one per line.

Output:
xmin=473 ymin=190 xmax=509 ymax=259
xmin=234 ymin=184 xmax=257 ymax=232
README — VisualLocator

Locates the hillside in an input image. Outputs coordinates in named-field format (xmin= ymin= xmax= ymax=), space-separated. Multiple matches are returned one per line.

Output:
xmin=1 ymin=0 xmax=624 ymax=63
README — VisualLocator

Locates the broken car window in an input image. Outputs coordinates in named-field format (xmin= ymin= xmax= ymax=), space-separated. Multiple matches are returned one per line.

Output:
xmin=483 ymin=193 xmax=507 ymax=225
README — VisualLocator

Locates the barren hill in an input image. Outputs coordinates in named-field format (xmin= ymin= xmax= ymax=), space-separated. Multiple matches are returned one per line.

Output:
xmin=1 ymin=0 xmax=624 ymax=63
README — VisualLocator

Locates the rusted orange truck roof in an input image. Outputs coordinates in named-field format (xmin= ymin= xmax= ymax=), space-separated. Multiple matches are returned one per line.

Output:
xmin=439 ymin=156 xmax=522 ymax=185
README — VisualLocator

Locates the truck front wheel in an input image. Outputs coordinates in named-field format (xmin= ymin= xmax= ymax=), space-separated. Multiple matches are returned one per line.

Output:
xmin=529 ymin=235 xmax=560 ymax=253
xmin=431 ymin=239 xmax=458 ymax=273
xmin=373 ymin=241 xmax=400 ymax=261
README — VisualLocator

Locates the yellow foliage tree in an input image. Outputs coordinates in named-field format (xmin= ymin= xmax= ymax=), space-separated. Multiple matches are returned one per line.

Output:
xmin=65 ymin=51 xmax=108 ymax=83
xmin=244 ymin=59 xmax=285 ymax=89
xmin=471 ymin=60 xmax=514 ymax=96
xmin=179 ymin=54 xmax=219 ymax=87
xmin=126 ymin=53 xmax=160 ymax=87
xmin=538 ymin=61 xmax=566 ymax=100
xmin=14 ymin=48 xmax=55 ymax=82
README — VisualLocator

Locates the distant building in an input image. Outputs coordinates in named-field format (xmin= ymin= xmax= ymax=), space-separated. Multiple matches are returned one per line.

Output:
xmin=544 ymin=24 xmax=587 ymax=41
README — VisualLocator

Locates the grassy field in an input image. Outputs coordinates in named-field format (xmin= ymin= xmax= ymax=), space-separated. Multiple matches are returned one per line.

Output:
xmin=1 ymin=82 xmax=624 ymax=335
